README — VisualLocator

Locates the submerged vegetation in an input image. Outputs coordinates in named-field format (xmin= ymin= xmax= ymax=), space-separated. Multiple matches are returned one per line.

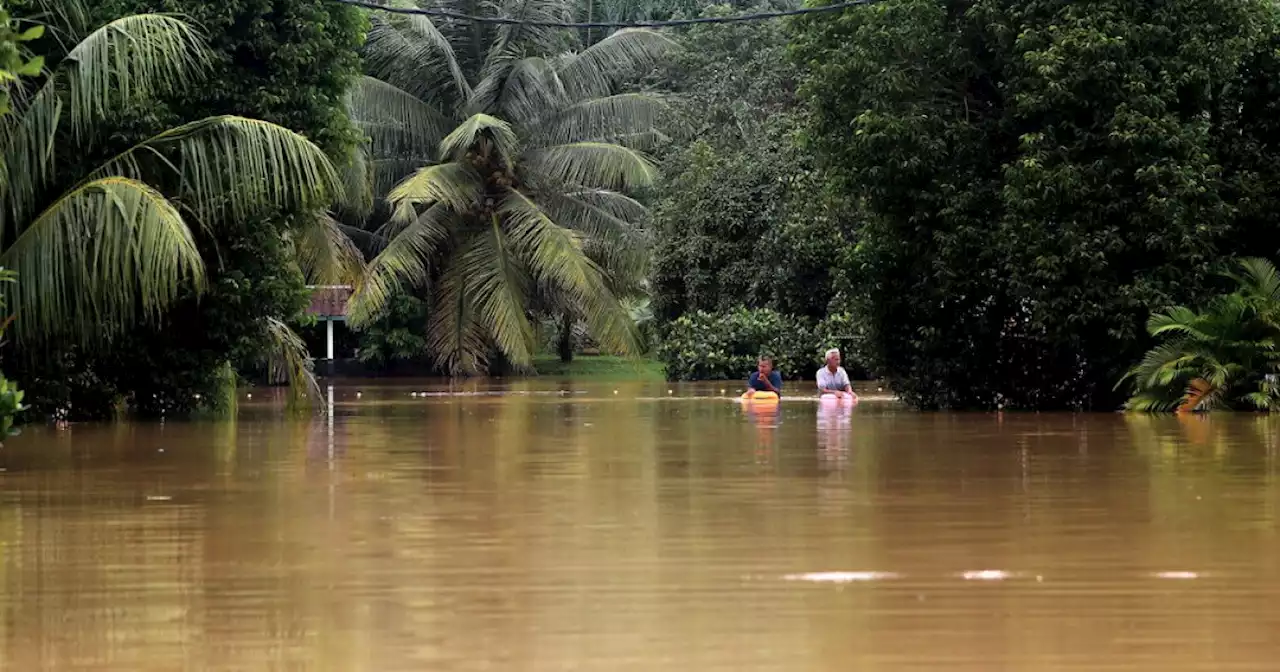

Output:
xmin=1121 ymin=259 xmax=1280 ymax=413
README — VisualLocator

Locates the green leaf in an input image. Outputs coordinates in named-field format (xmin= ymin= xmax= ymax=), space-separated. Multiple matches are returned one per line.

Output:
xmin=440 ymin=113 xmax=519 ymax=167
xmin=16 ymin=55 xmax=43 ymax=76
xmin=1 ymin=177 xmax=204 ymax=347
xmin=16 ymin=25 xmax=45 ymax=42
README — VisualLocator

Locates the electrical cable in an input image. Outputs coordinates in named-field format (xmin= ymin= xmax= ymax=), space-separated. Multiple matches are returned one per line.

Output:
xmin=331 ymin=0 xmax=878 ymax=28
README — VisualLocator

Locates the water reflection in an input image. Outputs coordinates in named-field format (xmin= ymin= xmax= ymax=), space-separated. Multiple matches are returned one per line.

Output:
xmin=816 ymin=401 xmax=853 ymax=467
xmin=0 ymin=382 xmax=1277 ymax=670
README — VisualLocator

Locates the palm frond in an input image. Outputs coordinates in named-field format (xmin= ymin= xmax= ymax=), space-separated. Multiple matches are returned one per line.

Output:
xmin=1242 ymin=388 xmax=1280 ymax=412
xmin=481 ymin=0 xmax=570 ymax=75
xmin=466 ymin=215 xmax=536 ymax=367
xmin=0 ymin=86 xmax=60 ymax=242
xmin=265 ymin=317 xmax=323 ymax=408
xmin=95 ymin=115 xmax=343 ymax=225
xmin=557 ymin=29 xmax=678 ymax=102
xmin=349 ymin=76 xmax=454 ymax=159
xmin=369 ymin=156 xmax=433 ymax=200
xmin=531 ymin=92 xmax=670 ymax=148
xmin=1125 ymin=338 xmax=1201 ymax=391
xmin=425 ymin=252 xmax=489 ymax=375
xmin=566 ymin=188 xmax=649 ymax=220
xmin=492 ymin=57 xmax=569 ymax=125
xmin=538 ymin=190 xmax=650 ymax=281
xmin=32 ymin=0 xmax=91 ymax=45
xmin=387 ymin=161 xmax=483 ymax=214
xmin=1125 ymin=391 xmax=1184 ymax=413
xmin=334 ymin=145 xmax=374 ymax=219
xmin=363 ymin=14 xmax=471 ymax=107
xmin=440 ymin=113 xmax=520 ymax=166
xmin=500 ymin=190 xmax=639 ymax=356
xmin=294 ymin=213 xmax=364 ymax=286
xmin=1230 ymin=257 xmax=1280 ymax=304
xmin=61 ymin=14 xmax=209 ymax=140
xmin=347 ymin=203 xmax=455 ymax=327
xmin=523 ymin=141 xmax=657 ymax=191
xmin=0 ymin=177 xmax=204 ymax=346
xmin=1146 ymin=306 xmax=1205 ymax=337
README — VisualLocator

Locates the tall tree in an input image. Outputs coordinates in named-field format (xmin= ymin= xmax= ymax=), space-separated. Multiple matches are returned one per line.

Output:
xmin=346 ymin=0 xmax=674 ymax=374
xmin=648 ymin=4 xmax=842 ymax=323
xmin=7 ymin=0 xmax=364 ymax=418
xmin=794 ymin=0 xmax=1280 ymax=410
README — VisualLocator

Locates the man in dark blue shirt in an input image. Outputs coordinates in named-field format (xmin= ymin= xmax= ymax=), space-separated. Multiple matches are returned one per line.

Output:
xmin=745 ymin=356 xmax=783 ymax=398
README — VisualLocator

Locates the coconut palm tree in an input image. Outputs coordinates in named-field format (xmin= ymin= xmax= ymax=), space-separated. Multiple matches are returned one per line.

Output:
xmin=1120 ymin=258 xmax=1280 ymax=412
xmin=345 ymin=0 xmax=675 ymax=374
xmin=0 ymin=3 xmax=344 ymax=355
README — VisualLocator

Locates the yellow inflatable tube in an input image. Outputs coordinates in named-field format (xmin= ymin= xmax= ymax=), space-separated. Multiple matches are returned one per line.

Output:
xmin=741 ymin=391 xmax=779 ymax=402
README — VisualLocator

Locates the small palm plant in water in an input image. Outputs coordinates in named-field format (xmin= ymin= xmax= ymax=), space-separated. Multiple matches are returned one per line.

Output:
xmin=1121 ymin=258 xmax=1280 ymax=412
xmin=344 ymin=0 xmax=676 ymax=374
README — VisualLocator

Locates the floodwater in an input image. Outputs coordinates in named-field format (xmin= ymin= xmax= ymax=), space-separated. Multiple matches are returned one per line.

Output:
xmin=1 ymin=379 xmax=1279 ymax=671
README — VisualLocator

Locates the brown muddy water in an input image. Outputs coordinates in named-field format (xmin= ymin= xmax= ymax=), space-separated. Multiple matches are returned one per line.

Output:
xmin=0 ymin=379 xmax=1277 ymax=670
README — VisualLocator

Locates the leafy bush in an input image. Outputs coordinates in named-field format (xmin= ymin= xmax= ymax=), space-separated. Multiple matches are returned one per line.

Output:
xmin=356 ymin=292 xmax=431 ymax=370
xmin=1120 ymin=258 xmax=1280 ymax=412
xmin=815 ymin=311 xmax=869 ymax=378
xmin=656 ymin=307 xmax=819 ymax=381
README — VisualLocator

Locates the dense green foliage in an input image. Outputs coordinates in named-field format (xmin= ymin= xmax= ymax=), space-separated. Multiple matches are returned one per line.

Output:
xmin=7 ymin=0 xmax=365 ymax=418
xmin=355 ymin=292 xmax=430 ymax=370
xmin=345 ymin=0 xmax=673 ymax=375
xmin=656 ymin=306 xmax=858 ymax=382
xmin=649 ymin=5 xmax=845 ymax=324
xmin=657 ymin=307 xmax=815 ymax=381
xmin=1122 ymin=259 xmax=1280 ymax=413
xmin=793 ymin=0 xmax=1280 ymax=410
xmin=0 ymin=4 xmax=42 ymax=116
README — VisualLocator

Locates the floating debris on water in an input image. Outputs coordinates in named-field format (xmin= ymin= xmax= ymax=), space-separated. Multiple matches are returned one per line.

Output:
xmin=145 ymin=496 xmax=172 ymax=502
xmin=961 ymin=570 xmax=1012 ymax=581
xmin=1155 ymin=571 xmax=1199 ymax=580
xmin=782 ymin=571 xmax=899 ymax=583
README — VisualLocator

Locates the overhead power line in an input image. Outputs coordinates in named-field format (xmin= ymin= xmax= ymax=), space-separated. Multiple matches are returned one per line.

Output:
xmin=331 ymin=0 xmax=878 ymax=28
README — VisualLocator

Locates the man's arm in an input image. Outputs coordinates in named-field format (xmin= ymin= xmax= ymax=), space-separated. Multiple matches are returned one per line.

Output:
xmin=758 ymin=373 xmax=778 ymax=392
xmin=770 ymin=372 xmax=783 ymax=392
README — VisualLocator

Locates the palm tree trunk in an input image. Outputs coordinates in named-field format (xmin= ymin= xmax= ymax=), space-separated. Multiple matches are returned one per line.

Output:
xmin=558 ymin=312 xmax=574 ymax=363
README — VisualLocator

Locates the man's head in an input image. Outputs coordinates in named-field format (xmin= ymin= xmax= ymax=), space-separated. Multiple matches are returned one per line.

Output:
xmin=825 ymin=348 xmax=840 ymax=368
xmin=758 ymin=356 xmax=774 ymax=376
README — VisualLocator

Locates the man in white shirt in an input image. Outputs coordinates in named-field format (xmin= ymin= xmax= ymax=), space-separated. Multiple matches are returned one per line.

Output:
xmin=816 ymin=348 xmax=857 ymax=400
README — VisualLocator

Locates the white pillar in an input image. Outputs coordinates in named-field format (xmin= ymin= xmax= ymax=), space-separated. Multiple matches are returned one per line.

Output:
xmin=326 ymin=318 xmax=335 ymax=360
